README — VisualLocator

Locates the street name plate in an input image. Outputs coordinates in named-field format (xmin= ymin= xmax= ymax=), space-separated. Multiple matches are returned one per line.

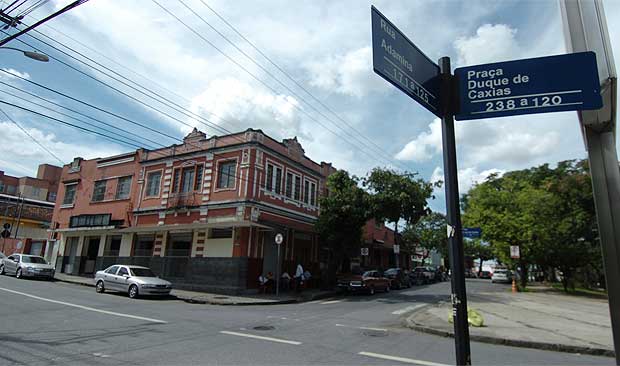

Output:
xmin=462 ymin=227 xmax=482 ymax=239
xmin=455 ymin=52 xmax=602 ymax=120
xmin=371 ymin=6 xmax=441 ymax=117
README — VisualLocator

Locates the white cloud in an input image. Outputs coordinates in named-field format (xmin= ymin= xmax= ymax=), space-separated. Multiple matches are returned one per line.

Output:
xmin=458 ymin=167 xmax=505 ymax=193
xmin=395 ymin=118 xmax=443 ymax=162
xmin=0 ymin=68 xmax=30 ymax=80
xmin=430 ymin=166 xmax=505 ymax=194
xmin=454 ymin=24 xmax=520 ymax=67
xmin=189 ymin=78 xmax=308 ymax=140
xmin=304 ymin=47 xmax=386 ymax=98
xmin=0 ymin=121 xmax=122 ymax=176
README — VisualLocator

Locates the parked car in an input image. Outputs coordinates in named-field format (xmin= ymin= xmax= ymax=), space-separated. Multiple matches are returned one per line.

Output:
xmin=413 ymin=266 xmax=435 ymax=284
xmin=478 ymin=270 xmax=492 ymax=279
xmin=337 ymin=270 xmax=390 ymax=295
xmin=491 ymin=268 xmax=512 ymax=283
xmin=409 ymin=268 xmax=426 ymax=285
xmin=465 ymin=268 xmax=478 ymax=278
xmin=0 ymin=252 xmax=5 ymax=260
xmin=94 ymin=265 xmax=172 ymax=298
xmin=429 ymin=267 xmax=446 ymax=282
xmin=0 ymin=254 xmax=55 ymax=279
xmin=384 ymin=268 xmax=411 ymax=289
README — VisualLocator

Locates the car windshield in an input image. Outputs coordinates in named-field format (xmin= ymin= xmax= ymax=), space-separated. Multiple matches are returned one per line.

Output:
xmin=385 ymin=269 xmax=398 ymax=274
xmin=130 ymin=268 xmax=156 ymax=277
xmin=21 ymin=256 xmax=47 ymax=264
xmin=362 ymin=271 xmax=374 ymax=277
xmin=495 ymin=270 xmax=507 ymax=274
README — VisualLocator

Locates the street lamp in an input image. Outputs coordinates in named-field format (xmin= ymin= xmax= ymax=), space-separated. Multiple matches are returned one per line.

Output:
xmin=0 ymin=46 xmax=49 ymax=62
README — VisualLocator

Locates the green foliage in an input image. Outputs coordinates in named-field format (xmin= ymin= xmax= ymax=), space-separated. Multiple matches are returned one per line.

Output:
xmin=315 ymin=170 xmax=371 ymax=275
xmin=364 ymin=167 xmax=434 ymax=236
xmin=403 ymin=212 xmax=448 ymax=259
xmin=462 ymin=159 xmax=601 ymax=289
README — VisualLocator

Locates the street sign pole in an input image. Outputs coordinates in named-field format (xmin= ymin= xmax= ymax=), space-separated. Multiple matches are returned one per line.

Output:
xmin=276 ymin=243 xmax=280 ymax=296
xmin=439 ymin=56 xmax=471 ymax=366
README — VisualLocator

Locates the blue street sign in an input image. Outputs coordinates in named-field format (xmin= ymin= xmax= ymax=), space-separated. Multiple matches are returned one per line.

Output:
xmin=371 ymin=6 xmax=441 ymax=117
xmin=462 ymin=227 xmax=482 ymax=239
xmin=454 ymin=52 xmax=602 ymax=121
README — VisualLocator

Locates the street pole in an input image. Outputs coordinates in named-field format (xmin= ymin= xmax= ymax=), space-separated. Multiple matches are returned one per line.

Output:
xmin=13 ymin=193 xmax=23 ymax=239
xmin=439 ymin=56 xmax=471 ymax=366
xmin=584 ymin=126 xmax=620 ymax=365
xmin=276 ymin=242 xmax=281 ymax=296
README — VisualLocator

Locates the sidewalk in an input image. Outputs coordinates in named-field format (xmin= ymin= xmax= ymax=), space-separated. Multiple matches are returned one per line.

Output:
xmin=54 ymin=273 xmax=336 ymax=305
xmin=404 ymin=287 xmax=615 ymax=357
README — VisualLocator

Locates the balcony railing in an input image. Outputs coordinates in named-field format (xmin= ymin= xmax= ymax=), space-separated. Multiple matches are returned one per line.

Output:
xmin=167 ymin=192 xmax=199 ymax=209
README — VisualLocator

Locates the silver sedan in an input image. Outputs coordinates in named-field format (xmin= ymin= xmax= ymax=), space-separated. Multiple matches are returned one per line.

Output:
xmin=0 ymin=254 xmax=55 ymax=279
xmin=94 ymin=265 xmax=172 ymax=298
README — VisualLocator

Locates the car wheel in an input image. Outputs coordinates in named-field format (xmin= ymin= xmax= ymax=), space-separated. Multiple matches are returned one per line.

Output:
xmin=369 ymin=286 xmax=375 ymax=295
xmin=16 ymin=268 xmax=22 ymax=279
xmin=128 ymin=284 xmax=139 ymax=299
xmin=0 ymin=265 xmax=4 ymax=275
xmin=96 ymin=280 xmax=105 ymax=293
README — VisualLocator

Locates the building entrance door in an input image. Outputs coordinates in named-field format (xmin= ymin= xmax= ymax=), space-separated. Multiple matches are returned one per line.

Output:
xmin=81 ymin=237 xmax=100 ymax=274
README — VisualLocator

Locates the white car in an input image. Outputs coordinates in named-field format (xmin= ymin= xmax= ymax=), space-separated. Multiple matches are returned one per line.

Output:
xmin=491 ymin=268 xmax=512 ymax=283
xmin=0 ymin=254 xmax=55 ymax=279
xmin=94 ymin=265 xmax=172 ymax=299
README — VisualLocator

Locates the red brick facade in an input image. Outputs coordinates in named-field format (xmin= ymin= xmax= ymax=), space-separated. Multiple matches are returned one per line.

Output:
xmin=50 ymin=129 xmax=336 ymax=293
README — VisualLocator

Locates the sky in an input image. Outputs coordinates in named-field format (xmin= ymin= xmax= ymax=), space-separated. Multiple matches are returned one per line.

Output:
xmin=0 ymin=0 xmax=618 ymax=213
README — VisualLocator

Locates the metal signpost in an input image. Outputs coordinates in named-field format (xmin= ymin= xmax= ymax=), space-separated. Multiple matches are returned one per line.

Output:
xmin=455 ymin=52 xmax=603 ymax=120
xmin=372 ymin=8 xmax=471 ymax=365
xmin=462 ymin=227 xmax=482 ymax=239
xmin=275 ymin=233 xmax=284 ymax=296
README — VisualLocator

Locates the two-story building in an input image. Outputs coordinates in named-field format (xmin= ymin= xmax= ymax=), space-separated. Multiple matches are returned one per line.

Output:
xmin=50 ymin=128 xmax=336 ymax=293
xmin=361 ymin=219 xmax=410 ymax=270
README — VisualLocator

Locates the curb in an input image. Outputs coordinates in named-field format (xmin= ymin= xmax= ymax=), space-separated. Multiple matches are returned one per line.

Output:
xmin=404 ymin=316 xmax=615 ymax=358
xmin=55 ymin=276 xmax=337 ymax=306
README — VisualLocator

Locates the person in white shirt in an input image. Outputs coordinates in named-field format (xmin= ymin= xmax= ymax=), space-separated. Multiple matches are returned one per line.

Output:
xmin=295 ymin=263 xmax=304 ymax=292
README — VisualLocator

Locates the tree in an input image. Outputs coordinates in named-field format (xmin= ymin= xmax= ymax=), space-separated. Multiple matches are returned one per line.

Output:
xmin=462 ymin=159 xmax=600 ymax=290
xmin=464 ymin=239 xmax=493 ymax=275
xmin=365 ymin=168 xmax=434 ymax=266
xmin=403 ymin=212 xmax=449 ymax=265
xmin=315 ymin=170 xmax=371 ymax=285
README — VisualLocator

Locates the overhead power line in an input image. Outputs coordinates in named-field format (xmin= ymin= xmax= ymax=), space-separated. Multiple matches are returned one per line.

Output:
xmin=152 ymin=0 xmax=400 ymax=170
xmin=0 ymin=99 xmax=145 ymax=149
xmin=0 ymin=68 xmax=182 ymax=144
xmin=182 ymin=0 xmax=410 ymax=171
xmin=0 ymin=105 xmax=63 ymax=164
xmin=0 ymin=86 xmax=163 ymax=149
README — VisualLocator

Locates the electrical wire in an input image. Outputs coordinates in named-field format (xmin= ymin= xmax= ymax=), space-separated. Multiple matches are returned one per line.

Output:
xmin=197 ymin=0 xmax=412 ymax=171
xmin=0 ymin=86 xmax=163 ymax=149
xmin=0 ymin=105 xmax=63 ymax=164
xmin=152 ymin=0 xmax=398 ymax=169
xmin=180 ymin=0 xmax=410 ymax=172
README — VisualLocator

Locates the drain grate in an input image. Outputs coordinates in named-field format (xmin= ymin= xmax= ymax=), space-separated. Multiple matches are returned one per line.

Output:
xmin=253 ymin=325 xmax=275 ymax=331
xmin=363 ymin=329 xmax=388 ymax=337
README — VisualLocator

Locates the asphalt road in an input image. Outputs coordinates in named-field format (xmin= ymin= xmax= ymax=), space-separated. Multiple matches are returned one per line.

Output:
xmin=0 ymin=275 xmax=614 ymax=365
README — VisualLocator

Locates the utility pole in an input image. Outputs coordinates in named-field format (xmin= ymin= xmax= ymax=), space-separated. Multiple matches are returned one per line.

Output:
xmin=13 ymin=192 xmax=23 ymax=239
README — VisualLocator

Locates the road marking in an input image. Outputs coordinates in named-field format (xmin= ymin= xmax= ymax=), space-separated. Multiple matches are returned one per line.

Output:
xmin=0 ymin=286 xmax=167 ymax=324
xmin=335 ymin=324 xmax=388 ymax=332
xmin=320 ymin=300 xmax=342 ymax=305
xmin=392 ymin=304 xmax=424 ymax=315
xmin=220 ymin=331 xmax=302 ymax=345
xmin=359 ymin=352 xmax=449 ymax=366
